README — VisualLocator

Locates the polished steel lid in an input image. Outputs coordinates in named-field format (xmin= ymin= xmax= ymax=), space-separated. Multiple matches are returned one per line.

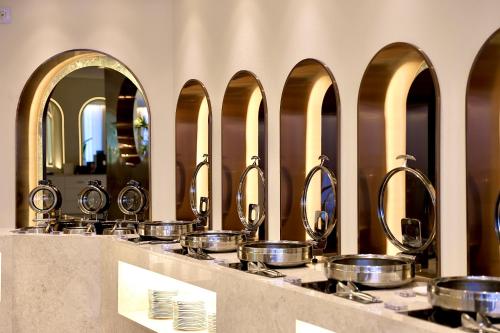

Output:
xmin=378 ymin=154 xmax=437 ymax=253
xmin=301 ymin=155 xmax=337 ymax=243
xmin=28 ymin=179 xmax=62 ymax=214
xmin=236 ymin=156 xmax=266 ymax=233
xmin=78 ymin=180 xmax=110 ymax=215
xmin=190 ymin=154 xmax=210 ymax=219
xmin=117 ymin=180 xmax=149 ymax=216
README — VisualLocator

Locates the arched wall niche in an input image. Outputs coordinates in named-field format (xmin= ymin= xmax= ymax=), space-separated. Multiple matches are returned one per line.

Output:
xmin=280 ymin=58 xmax=341 ymax=253
xmin=221 ymin=71 xmax=267 ymax=238
xmin=466 ymin=28 xmax=500 ymax=276
xmin=16 ymin=49 xmax=150 ymax=227
xmin=175 ymin=79 xmax=212 ymax=226
xmin=357 ymin=42 xmax=440 ymax=276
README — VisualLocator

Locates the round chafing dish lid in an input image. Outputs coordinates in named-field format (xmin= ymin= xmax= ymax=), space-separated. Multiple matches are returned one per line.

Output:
xmin=301 ymin=155 xmax=337 ymax=242
xmin=190 ymin=154 xmax=211 ymax=219
xmin=78 ymin=180 xmax=110 ymax=215
xmin=236 ymin=156 xmax=266 ymax=232
xmin=28 ymin=180 xmax=62 ymax=214
xmin=117 ymin=180 xmax=149 ymax=215
xmin=377 ymin=154 xmax=437 ymax=253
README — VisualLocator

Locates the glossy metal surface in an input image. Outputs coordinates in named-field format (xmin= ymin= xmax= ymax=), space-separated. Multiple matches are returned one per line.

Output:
xmin=326 ymin=254 xmax=415 ymax=288
xmin=378 ymin=155 xmax=437 ymax=253
xmin=238 ymin=240 xmax=312 ymax=267
xmin=466 ymin=29 xmax=500 ymax=276
xmin=301 ymin=155 xmax=337 ymax=242
xmin=117 ymin=180 xmax=149 ymax=216
xmin=63 ymin=226 xmax=94 ymax=235
xmin=175 ymin=80 xmax=212 ymax=225
xmin=429 ymin=276 xmax=500 ymax=318
xmin=78 ymin=180 xmax=110 ymax=215
xmin=237 ymin=156 xmax=266 ymax=232
xmin=221 ymin=71 xmax=267 ymax=232
xmin=190 ymin=154 xmax=210 ymax=219
xmin=138 ymin=220 xmax=195 ymax=240
xmin=103 ymin=226 xmax=137 ymax=236
xmin=180 ymin=230 xmax=245 ymax=252
xmin=28 ymin=180 xmax=62 ymax=214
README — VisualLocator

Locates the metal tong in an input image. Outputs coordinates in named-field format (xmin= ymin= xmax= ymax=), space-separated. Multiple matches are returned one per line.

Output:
xmin=247 ymin=261 xmax=286 ymax=278
xmin=334 ymin=281 xmax=382 ymax=304
xmin=186 ymin=246 xmax=214 ymax=260
xmin=461 ymin=313 xmax=500 ymax=333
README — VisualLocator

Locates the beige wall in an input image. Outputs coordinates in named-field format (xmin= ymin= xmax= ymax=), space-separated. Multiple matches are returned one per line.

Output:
xmin=0 ymin=0 xmax=174 ymax=226
xmin=1 ymin=0 xmax=500 ymax=276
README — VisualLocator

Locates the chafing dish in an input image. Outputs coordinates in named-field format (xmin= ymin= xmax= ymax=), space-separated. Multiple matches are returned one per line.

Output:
xmin=103 ymin=222 xmax=137 ymax=236
xmin=238 ymin=240 xmax=312 ymax=267
xmin=190 ymin=154 xmax=210 ymax=224
xmin=180 ymin=230 xmax=245 ymax=252
xmin=138 ymin=220 xmax=196 ymax=240
xmin=326 ymin=254 xmax=415 ymax=288
xmin=428 ymin=276 xmax=500 ymax=318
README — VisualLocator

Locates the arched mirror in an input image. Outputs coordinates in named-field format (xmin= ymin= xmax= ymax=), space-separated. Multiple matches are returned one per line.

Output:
xmin=467 ymin=29 xmax=500 ymax=276
xmin=358 ymin=43 xmax=440 ymax=277
xmin=16 ymin=50 xmax=150 ymax=226
xmin=175 ymin=80 xmax=212 ymax=227
xmin=280 ymin=59 xmax=340 ymax=253
xmin=221 ymin=71 xmax=267 ymax=239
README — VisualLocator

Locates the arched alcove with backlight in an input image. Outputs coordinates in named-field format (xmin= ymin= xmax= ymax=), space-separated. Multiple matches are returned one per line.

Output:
xmin=466 ymin=28 xmax=500 ymax=276
xmin=280 ymin=58 xmax=340 ymax=253
xmin=16 ymin=50 xmax=151 ymax=227
xmin=221 ymin=71 xmax=267 ymax=238
xmin=358 ymin=43 xmax=440 ymax=277
xmin=175 ymin=80 xmax=212 ymax=226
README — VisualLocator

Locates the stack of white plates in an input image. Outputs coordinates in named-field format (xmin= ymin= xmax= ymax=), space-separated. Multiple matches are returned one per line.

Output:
xmin=148 ymin=289 xmax=177 ymax=319
xmin=173 ymin=299 xmax=207 ymax=331
xmin=207 ymin=312 xmax=216 ymax=333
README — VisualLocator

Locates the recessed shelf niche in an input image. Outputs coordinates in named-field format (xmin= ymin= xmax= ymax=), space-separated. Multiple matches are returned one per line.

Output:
xmin=466 ymin=29 xmax=500 ymax=276
xmin=221 ymin=71 xmax=267 ymax=238
xmin=280 ymin=58 xmax=340 ymax=253
xmin=175 ymin=80 xmax=212 ymax=226
xmin=357 ymin=43 xmax=440 ymax=277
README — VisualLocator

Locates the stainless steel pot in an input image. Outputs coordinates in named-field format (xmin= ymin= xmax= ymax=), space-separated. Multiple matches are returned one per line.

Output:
xmin=180 ymin=230 xmax=245 ymax=252
xmin=325 ymin=254 xmax=415 ymax=288
xmin=428 ymin=276 xmax=500 ymax=318
xmin=103 ymin=226 xmax=137 ymax=236
xmin=238 ymin=240 xmax=312 ymax=267
xmin=138 ymin=220 xmax=196 ymax=240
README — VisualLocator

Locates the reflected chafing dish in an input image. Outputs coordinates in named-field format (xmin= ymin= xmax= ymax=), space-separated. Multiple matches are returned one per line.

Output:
xmin=238 ymin=240 xmax=312 ymax=267
xmin=103 ymin=222 xmax=137 ymax=236
xmin=326 ymin=254 xmax=415 ymax=288
xmin=180 ymin=230 xmax=245 ymax=252
xmin=428 ymin=276 xmax=500 ymax=318
xmin=138 ymin=220 xmax=196 ymax=241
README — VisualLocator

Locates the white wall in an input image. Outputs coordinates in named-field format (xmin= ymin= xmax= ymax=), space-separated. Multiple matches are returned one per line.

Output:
xmin=172 ymin=0 xmax=500 ymax=276
xmin=1 ymin=0 xmax=499 ymax=276
xmin=0 ymin=0 xmax=175 ymax=226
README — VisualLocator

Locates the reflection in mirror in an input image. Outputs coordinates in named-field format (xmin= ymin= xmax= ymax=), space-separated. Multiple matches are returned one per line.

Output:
xmin=466 ymin=29 xmax=500 ymax=276
xmin=175 ymin=80 xmax=212 ymax=227
xmin=280 ymin=59 xmax=340 ymax=253
xmin=221 ymin=71 xmax=267 ymax=239
xmin=357 ymin=43 xmax=439 ymax=277
xmin=42 ymin=66 xmax=150 ymax=220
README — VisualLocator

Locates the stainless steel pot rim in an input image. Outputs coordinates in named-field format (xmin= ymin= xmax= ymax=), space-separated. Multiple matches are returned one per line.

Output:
xmin=141 ymin=220 xmax=196 ymax=226
xmin=327 ymin=254 xmax=414 ymax=272
xmin=182 ymin=230 xmax=243 ymax=237
xmin=239 ymin=240 xmax=312 ymax=252
xmin=430 ymin=276 xmax=500 ymax=295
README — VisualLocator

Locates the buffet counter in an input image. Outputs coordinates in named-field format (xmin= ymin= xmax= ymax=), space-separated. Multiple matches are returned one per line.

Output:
xmin=0 ymin=231 xmax=461 ymax=333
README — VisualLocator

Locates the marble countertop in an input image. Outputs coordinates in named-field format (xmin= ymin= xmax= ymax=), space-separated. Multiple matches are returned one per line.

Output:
xmin=0 ymin=232 xmax=468 ymax=333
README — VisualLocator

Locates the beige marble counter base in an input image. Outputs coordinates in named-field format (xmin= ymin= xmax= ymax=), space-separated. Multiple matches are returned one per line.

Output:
xmin=0 ymin=232 xmax=459 ymax=333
